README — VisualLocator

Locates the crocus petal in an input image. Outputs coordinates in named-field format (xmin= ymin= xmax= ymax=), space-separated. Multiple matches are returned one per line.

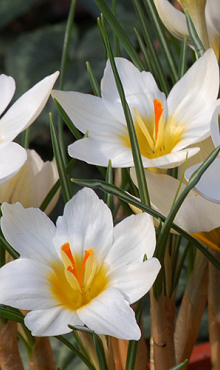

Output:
xmin=175 ymin=189 xmax=220 ymax=232
xmin=107 ymin=259 xmax=161 ymax=304
xmin=101 ymin=58 xmax=167 ymax=124
xmin=1 ymin=202 xmax=57 ymax=264
xmin=77 ymin=287 xmax=141 ymax=340
xmin=54 ymin=188 xmax=113 ymax=262
xmin=0 ymin=259 xmax=57 ymax=310
xmin=185 ymin=159 xmax=220 ymax=204
xmin=52 ymin=90 xmax=125 ymax=135
xmin=210 ymin=105 xmax=220 ymax=147
xmin=0 ymin=71 xmax=59 ymax=144
xmin=106 ymin=213 xmax=156 ymax=269
xmin=0 ymin=142 xmax=27 ymax=184
xmin=167 ymin=49 xmax=219 ymax=150
xmin=68 ymin=137 xmax=134 ymax=168
xmin=25 ymin=306 xmax=83 ymax=336
xmin=154 ymin=0 xmax=189 ymax=41
xmin=0 ymin=75 xmax=15 ymax=116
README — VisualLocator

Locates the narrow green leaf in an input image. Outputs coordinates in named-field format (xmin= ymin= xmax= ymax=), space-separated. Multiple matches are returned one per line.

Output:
xmin=58 ymin=0 xmax=77 ymax=164
xmin=105 ymin=160 xmax=113 ymax=210
xmin=71 ymin=177 xmax=220 ymax=273
xmin=125 ymin=300 xmax=143 ymax=370
xmin=178 ymin=34 xmax=188 ymax=79
xmin=100 ymin=15 xmax=150 ymax=206
xmin=71 ymin=330 xmax=91 ymax=362
xmin=53 ymin=98 xmax=82 ymax=140
xmin=169 ymin=360 xmax=188 ymax=370
xmin=154 ymin=146 xmax=220 ymax=297
xmin=86 ymin=62 xmax=101 ymax=97
xmin=112 ymin=0 xmax=120 ymax=57
xmin=49 ymin=113 xmax=72 ymax=203
xmin=55 ymin=335 xmax=96 ymax=370
xmin=94 ymin=0 xmax=145 ymax=71
xmin=132 ymin=0 xmax=169 ymax=94
xmin=0 ymin=234 xmax=19 ymax=259
xmin=93 ymin=332 xmax=109 ymax=370
xmin=22 ymin=127 xmax=30 ymax=149
xmin=0 ymin=307 xmax=24 ymax=323
xmin=134 ymin=28 xmax=154 ymax=74
xmin=185 ymin=9 xmax=205 ymax=57
xmin=142 ymin=0 xmax=178 ymax=83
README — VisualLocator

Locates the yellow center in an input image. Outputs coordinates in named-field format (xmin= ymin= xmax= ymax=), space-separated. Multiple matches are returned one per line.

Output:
xmin=121 ymin=99 xmax=185 ymax=160
xmin=48 ymin=243 xmax=108 ymax=310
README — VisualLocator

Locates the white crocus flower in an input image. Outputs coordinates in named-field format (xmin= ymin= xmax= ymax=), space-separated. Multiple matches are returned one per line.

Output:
xmin=52 ymin=49 xmax=218 ymax=169
xmin=154 ymin=0 xmax=220 ymax=57
xmin=0 ymin=188 xmax=160 ymax=339
xmin=0 ymin=149 xmax=59 ymax=215
xmin=130 ymin=168 xmax=220 ymax=236
xmin=0 ymin=71 xmax=59 ymax=184
xmin=185 ymin=105 xmax=220 ymax=204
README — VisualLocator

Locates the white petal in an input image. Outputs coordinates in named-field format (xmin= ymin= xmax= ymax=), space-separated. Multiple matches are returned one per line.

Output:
xmin=167 ymin=49 xmax=219 ymax=131
xmin=54 ymin=188 xmax=113 ymax=263
xmin=101 ymin=58 xmax=166 ymax=123
xmin=0 ymin=71 xmax=59 ymax=144
xmin=77 ymin=287 xmax=141 ymax=340
xmin=68 ymin=137 xmax=134 ymax=168
xmin=185 ymin=159 xmax=220 ymax=204
xmin=106 ymin=213 xmax=156 ymax=270
xmin=175 ymin=191 xmax=220 ymax=233
xmin=210 ymin=104 xmax=220 ymax=148
xmin=108 ymin=259 xmax=161 ymax=304
xmin=52 ymin=90 xmax=125 ymax=135
xmin=0 ymin=259 xmax=56 ymax=310
xmin=1 ymin=202 xmax=57 ymax=264
xmin=25 ymin=306 xmax=83 ymax=336
xmin=141 ymin=147 xmax=200 ymax=169
xmin=0 ymin=74 xmax=15 ymax=115
xmin=0 ymin=142 xmax=27 ymax=184
xmin=153 ymin=0 xmax=189 ymax=41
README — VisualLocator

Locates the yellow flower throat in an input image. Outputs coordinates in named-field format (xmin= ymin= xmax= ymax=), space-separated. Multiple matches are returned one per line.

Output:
xmin=48 ymin=243 xmax=107 ymax=310
xmin=122 ymin=99 xmax=185 ymax=159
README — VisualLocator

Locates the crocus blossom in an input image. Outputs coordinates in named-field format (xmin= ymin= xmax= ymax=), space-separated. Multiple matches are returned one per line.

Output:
xmin=0 ymin=188 xmax=160 ymax=339
xmin=0 ymin=71 xmax=59 ymax=184
xmin=0 ymin=149 xmax=59 ymax=214
xmin=52 ymin=49 xmax=218 ymax=169
xmin=154 ymin=0 xmax=220 ymax=57
xmin=130 ymin=168 xmax=220 ymax=239
xmin=185 ymin=105 xmax=220 ymax=204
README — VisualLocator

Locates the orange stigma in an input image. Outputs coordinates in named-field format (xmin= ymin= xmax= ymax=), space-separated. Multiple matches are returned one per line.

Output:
xmin=153 ymin=99 xmax=163 ymax=140
xmin=61 ymin=243 xmax=93 ymax=290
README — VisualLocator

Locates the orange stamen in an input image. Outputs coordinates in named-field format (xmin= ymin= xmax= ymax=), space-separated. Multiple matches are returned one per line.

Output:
xmin=61 ymin=243 xmax=93 ymax=290
xmin=153 ymin=99 xmax=163 ymax=140
xmin=61 ymin=243 xmax=79 ymax=280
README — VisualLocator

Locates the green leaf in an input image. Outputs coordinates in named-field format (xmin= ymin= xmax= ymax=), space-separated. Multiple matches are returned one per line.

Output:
xmin=132 ymin=0 xmax=169 ymax=94
xmin=93 ymin=0 xmax=144 ymax=71
xmin=71 ymin=177 xmax=220 ymax=274
xmin=0 ymin=307 xmax=24 ymax=323
xmin=55 ymin=335 xmax=96 ymax=370
xmin=49 ymin=113 xmax=72 ymax=203
xmin=125 ymin=300 xmax=143 ymax=370
xmin=142 ymin=0 xmax=178 ymax=84
xmin=185 ymin=10 xmax=205 ymax=58
xmin=169 ymin=360 xmax=188 ymax=370
xmin=178 ymin=34 xmax=188 ymax=79
xmin=99 ymin=15 xmax=150 ymax=206
xmin=92 ymin=332 xmax=109 ymax=370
